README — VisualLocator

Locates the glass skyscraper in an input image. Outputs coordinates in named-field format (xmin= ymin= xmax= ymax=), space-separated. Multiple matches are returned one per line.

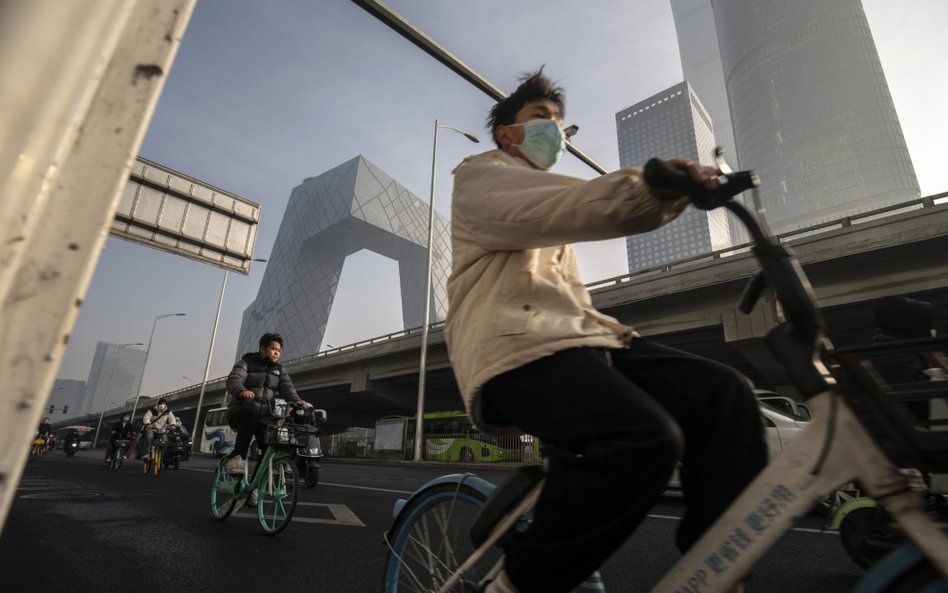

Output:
xmin=617 ymin=81 xmax=732 ymax=272
xmin=711 ymin=0 xmax=919 ymax=232
xmin=84 ymin=342 xmax=146 ymax=414
xmin=670 ymin=0 xmax=738 ymax=169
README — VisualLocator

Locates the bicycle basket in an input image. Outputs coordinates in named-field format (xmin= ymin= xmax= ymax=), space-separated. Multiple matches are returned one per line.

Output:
xmin=264 ymin=423 xmax=314 ymax=447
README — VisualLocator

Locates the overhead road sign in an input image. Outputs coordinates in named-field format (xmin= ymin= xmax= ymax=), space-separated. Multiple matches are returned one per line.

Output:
xmin=114 ymin=156 xmax=260 ymax=274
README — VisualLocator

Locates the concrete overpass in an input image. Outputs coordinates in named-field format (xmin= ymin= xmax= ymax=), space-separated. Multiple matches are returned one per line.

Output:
xmin=75 ymin=196 xmax=948 ymax=437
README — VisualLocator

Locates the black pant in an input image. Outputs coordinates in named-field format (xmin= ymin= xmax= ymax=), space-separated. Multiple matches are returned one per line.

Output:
xmin=228 ymin=405 xmax=268 ymax=462
xmin=481 ymin=341 xmax=768 ymax=593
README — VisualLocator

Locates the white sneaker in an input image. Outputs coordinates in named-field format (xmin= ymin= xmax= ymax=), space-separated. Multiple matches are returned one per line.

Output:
xmin=224 ymin=455 xmax=246 ymax=475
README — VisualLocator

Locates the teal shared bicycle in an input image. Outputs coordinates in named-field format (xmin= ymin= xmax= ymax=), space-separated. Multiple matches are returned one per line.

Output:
xmin=210 ymin=400 xmax=316 ymax=535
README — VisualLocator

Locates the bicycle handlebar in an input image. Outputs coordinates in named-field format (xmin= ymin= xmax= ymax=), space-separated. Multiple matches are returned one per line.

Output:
xmin=644 ymin=157 xmax=831 ymax=397
xmin=643 ymin=158 xmax=759 ymax=209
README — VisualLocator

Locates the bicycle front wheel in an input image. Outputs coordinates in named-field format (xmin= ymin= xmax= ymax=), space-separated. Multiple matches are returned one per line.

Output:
xmin=257 ymin=456 xmax=299 ymax=535
xmin=152 ymin=448 xmax=162 ymax=476
xmin=211 ymin=460 xmax=239 ymax=520
xmin=382 ymin=483 xmax=498 ymax=593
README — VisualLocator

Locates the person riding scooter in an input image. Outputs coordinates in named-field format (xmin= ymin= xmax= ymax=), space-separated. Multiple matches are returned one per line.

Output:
xmin=63 ymin=428 xmax=80 ymax=458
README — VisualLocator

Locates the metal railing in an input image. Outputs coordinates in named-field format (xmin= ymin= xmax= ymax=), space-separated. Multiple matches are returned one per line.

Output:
xmin=321 ymin=432 xmax=539 ymax=464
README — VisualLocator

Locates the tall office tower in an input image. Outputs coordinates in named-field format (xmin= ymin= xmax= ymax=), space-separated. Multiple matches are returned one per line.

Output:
xmin=617 ymin=81 xmax=732 ymax=272
xmin=237 ymin=155 xmax=451 ymax=360
xmin=670 ymin=0 xmax=738 ymax=168
xmin=84 ymin=342 xmax=146 ymax=414
xmin=712 ymin=0 xmax=919 ymax=232
xmin=670 ymin=0 xmax=750 ymax=247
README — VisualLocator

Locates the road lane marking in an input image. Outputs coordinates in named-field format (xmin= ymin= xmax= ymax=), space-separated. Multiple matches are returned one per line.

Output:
xmin=233 ymin=502 xmax=365 ymax=526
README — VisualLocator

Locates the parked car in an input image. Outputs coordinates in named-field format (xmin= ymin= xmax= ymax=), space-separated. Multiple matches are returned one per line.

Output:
xmin=758 ymin=400 xmax=809 ymax=455
xmin=754 ymin=389 xmax=812 ymax=420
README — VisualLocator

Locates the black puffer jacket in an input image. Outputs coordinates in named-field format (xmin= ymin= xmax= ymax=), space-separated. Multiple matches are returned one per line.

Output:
xmin=226 ymin=352 xmax=300 ymax=418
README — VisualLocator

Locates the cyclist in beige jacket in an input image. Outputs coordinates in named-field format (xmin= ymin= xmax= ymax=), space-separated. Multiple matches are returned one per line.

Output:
xmin=445 ymin=69 xmax=765 ymax=593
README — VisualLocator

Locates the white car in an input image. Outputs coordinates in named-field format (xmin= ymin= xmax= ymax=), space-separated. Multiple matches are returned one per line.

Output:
xmin=667 ymin=401 xmax=809 ymax=489
xmin=758 ymin=400 xmax=809 ymax=457
xmin=754 ymin=389 xmax=812 ymax=420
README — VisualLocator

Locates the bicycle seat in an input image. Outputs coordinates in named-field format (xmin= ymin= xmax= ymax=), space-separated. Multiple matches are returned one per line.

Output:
xmin=470 ymin=464 xmax=545 ymax=548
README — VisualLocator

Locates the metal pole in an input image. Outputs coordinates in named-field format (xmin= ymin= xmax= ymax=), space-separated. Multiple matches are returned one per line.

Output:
xmin=348 ymin=0 xmax=606 ymax=175
xmin=130 ymin=313 xmax=184 ymax=423
xmin=192 ymin=269 xmax=227 ymax=448
xmin=192 ymin=258 xmax=264 ymax=443
xmin=414 ymin=119 xmax=440 ymax=462
xmin=413 ymin=121 xmax=479 ymax=462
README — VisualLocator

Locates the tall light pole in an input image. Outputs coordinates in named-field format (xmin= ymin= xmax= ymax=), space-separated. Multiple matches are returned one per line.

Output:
xmin=130 ymin=313 xmax=186 ymax=423
xmin=92 ymin=342 xmax=143 ymax=447
xmin=192 ymin=258 xmax=267 ymax=442
xmin=414 ymin=120 xmax=479 ymax=462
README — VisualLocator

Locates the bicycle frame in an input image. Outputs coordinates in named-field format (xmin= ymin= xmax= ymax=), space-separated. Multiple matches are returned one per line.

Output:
xmin=231 ymin=446 xmax=290 ymax=506
xmin=650 ymin=390 xmax=948 ymax=593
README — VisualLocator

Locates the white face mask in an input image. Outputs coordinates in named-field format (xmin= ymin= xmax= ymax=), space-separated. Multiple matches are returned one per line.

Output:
xmin=157 ymin=404 xmax=167 ymax=412
xmin=510 ymin=119 xmax=566 ymax=169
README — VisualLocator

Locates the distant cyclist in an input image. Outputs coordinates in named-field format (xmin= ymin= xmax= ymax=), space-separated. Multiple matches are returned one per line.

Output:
xmin=105 ymin=414 xmax=136 ymax=464
xmin=34 ymin=416 xmax=52 ymax=452
xmin=37 ymin=416 xmax=52 ymax=440
xmin=140 ymin=398 xmax=177 ymax=461
xmin=224 ymin=332 xmax=305 ymax=479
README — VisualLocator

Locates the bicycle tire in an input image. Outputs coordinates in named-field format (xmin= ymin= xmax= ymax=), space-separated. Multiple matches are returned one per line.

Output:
xmin=211 ymin=460 xmax=239 ymax=520
xmin=840 ymin=507 xmax=903 ymax=570
xmin=878 ymin=560 xmax=947 ymax=593
xmin=257 ymin=456 xmax=299 ymax=535
xmin=111 ymin=453 xmax=122 ymax=470
xmin=153 ymin=448 xmax=162 ymax=476
xmin=142 ymin=458 xmax=150 ymax=475
xmin=853 ymin=539 xmax=947 ymax=593
xmin=382 ymin=482 xmax=498 ymax=593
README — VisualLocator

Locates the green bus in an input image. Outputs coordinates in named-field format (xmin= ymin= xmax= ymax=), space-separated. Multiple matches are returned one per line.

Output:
xmin=374 ymin=410 xmax=536 ymax=463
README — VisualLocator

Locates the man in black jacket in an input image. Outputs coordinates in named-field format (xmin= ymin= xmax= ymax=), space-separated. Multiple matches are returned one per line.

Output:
xmin=224 ymin=332 xmax=303 ymax=477
xmin=105 ymin=414 xmax=135 ymax=463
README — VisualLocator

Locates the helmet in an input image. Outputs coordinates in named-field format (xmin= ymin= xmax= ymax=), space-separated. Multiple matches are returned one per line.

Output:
xmin=122 ymin=415 xmax=130 ymax=423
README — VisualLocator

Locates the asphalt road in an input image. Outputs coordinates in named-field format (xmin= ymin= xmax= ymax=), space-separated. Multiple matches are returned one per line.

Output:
xmin=3 ymin=452 xmax=865 ymax=593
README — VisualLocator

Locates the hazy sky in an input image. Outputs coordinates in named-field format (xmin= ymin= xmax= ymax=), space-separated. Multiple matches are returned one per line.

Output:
xmin=55 ymin=0 xmax=948 ymax=402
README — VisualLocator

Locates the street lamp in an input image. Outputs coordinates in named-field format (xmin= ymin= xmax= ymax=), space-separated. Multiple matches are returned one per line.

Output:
xmin=192 ymin=258 xmax=268 ymax=442
xmin=92 ymin=342 xmax=143 ymax=448
xmin=130 ymin=313 xmax=186 ymax=423
xmin=414 ymin=120 xmax=479 ymax=462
